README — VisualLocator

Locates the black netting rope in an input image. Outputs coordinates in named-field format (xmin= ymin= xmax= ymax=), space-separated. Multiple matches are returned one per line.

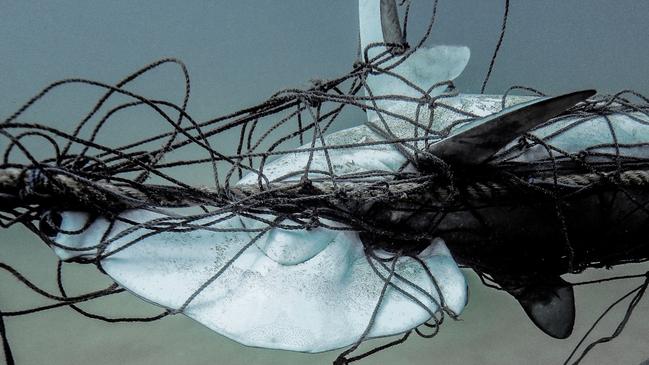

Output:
xmin=1 ymin=1 xmax=648 ymax=364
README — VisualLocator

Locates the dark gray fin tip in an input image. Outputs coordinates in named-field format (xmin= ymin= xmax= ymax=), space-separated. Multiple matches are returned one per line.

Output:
xmin=428 ymin=89 xmax=597 ymax=166
xmin=380 ymin=0 xmax=405 ymax=48
xmin=517 ymin=278 xmax=575 ymax=339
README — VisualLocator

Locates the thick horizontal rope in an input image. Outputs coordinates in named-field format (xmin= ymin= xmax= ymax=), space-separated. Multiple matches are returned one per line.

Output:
xmin=1 ymin=167 xmax=648 ymax=212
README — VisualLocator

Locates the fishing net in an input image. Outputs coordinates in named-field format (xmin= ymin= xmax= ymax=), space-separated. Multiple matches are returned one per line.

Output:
xmin=1 ymin=1 xmax=649 ymax=364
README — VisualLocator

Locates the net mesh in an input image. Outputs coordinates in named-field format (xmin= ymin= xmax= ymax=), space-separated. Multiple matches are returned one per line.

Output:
xmin=1 ymin=1 xmax=648 ymax=364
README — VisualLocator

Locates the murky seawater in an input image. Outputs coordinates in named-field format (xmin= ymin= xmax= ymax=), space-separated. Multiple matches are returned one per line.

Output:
xmin=2 ymin=1 xmax=649 ymax=364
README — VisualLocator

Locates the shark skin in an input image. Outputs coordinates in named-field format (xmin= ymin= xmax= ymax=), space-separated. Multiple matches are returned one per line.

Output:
xmin=47 ymin=87 xmax=649 ymax=347
xmin=40 ymin=0 xmax=649 ymax=353
xmin=357 ymin=0 xmax=649 ymax=339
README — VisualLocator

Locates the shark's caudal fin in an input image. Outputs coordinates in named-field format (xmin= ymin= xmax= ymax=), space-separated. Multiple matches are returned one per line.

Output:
xmin=358 ymin=0 xmax=470 ymax=122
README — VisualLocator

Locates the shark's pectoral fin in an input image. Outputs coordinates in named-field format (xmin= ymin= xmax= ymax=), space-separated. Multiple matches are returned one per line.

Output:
xmin=427 ymin=89 xmax=596 ymax=166
xmin=514 ymin=277 xmax=575 ymax=339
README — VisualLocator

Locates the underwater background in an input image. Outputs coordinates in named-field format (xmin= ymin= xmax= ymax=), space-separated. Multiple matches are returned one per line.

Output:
xmin=1 ymin=1 xmax=649 ymax=364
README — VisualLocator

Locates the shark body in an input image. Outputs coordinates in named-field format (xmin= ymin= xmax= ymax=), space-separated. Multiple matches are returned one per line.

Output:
xmin=43 ymin=0 xmax=649 ymax=354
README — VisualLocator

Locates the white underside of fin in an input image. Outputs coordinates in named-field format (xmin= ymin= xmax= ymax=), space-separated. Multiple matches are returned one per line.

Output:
xmin=51 ymin=124 xmax=468 ymax=353
xmin=52 ymin=210 xmax=466 ymax=353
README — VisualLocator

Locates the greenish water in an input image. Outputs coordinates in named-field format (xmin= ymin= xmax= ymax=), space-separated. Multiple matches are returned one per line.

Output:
xmin=2 ymin=1 xmax=649 ymax=364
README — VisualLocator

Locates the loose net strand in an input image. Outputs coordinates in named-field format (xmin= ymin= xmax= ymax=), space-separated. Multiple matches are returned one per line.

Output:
xmin=1 ymin=1 xmax=649 ymax=364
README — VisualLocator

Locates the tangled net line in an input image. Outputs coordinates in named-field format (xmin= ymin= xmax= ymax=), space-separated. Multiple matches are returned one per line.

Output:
xmin=1 ymin=1 xmax=649 ymax=364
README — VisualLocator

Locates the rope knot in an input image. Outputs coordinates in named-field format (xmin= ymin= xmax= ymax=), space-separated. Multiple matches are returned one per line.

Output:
xmin=517 ymin=135 xmax=532 ymax=149
xmin=352 ymin=60 xmax=367 ymax=71
xmin=19 ymin=167 xmax=51 ymax=201
xmin=304 ymin=211 xmax=319 ymax=230
xmin=387 ymin=42 xmax=409 ymax=56
xmin=333 ymin=357 xmax=349 ymax=365
xmin=298 ymin=175 xmax=319 ymax=195
xmin=300 ymin=94 xmax=321 ymax=108
xmin=309 ymin=78 xmax=326 ymax=91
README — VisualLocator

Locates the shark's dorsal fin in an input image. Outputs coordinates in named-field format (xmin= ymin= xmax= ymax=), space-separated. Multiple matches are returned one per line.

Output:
xmin=359 ymin=0 xmax=470 ymax=122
